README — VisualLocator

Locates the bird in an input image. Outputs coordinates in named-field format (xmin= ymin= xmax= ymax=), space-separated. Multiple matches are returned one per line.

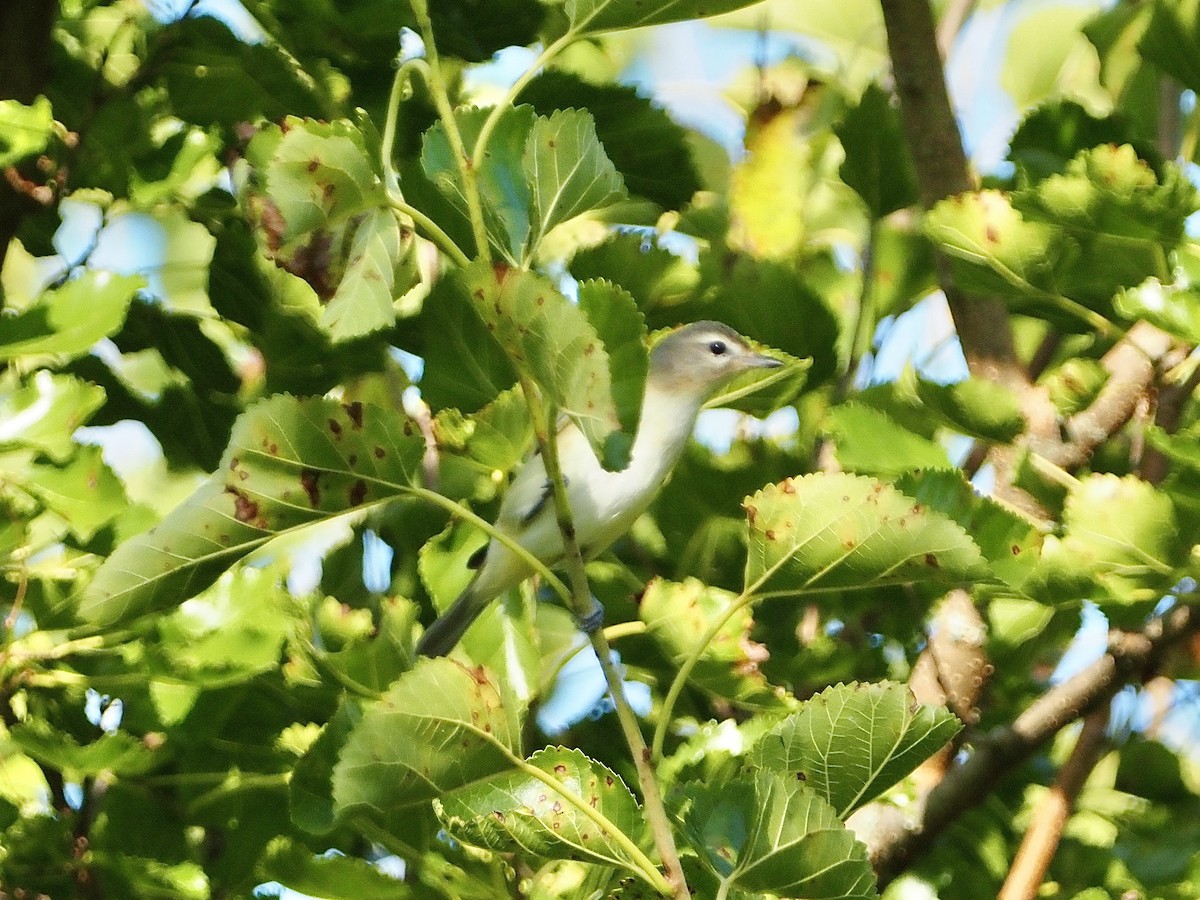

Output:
xmin=415 ymin=321 xmax=782 ymax=657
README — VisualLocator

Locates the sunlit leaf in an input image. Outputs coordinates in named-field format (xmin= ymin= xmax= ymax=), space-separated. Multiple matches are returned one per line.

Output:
xmin=0 ymin=96 xmax=53 ymax=167
xmin=742 ymin=472 xmax=987 ymax=596
xmin=750 ymin=681 xmax=961 ymax=816
xmin=676 ymin=771 xmax=877 ymax=898
xmin=639 ymin=578 xmax=780 ymax=707
xmin=20 ymin=445 xmax=127 ymax=542
xmin=523 ymin=108 xmax=625 ymax=261
xmin=0 ymin=372 xmax=106 ymax=463
xmin=463 ymin=261 xmax=620 ymax=460
xmin=826 ymin=403 xmax=950 ymax=476
xmin=438 ymin=746 xmax=650 ymax=878
xmin=0 ymin=272 xmax=141 ymax=361
xmin=565 ymin=0 xmax=766 ymax=35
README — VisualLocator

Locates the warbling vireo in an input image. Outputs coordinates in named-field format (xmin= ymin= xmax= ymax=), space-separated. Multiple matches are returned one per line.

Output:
xmin=416 ymin=321 xmax=781 ymax=657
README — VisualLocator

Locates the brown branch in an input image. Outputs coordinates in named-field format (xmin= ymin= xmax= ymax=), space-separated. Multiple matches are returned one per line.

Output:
xmin=997 ymin=707 xmax=1110 ymax=900
xmin=879 ymin=0 xmax=1024 ymax=395
xmin=871 ymin=603 xmax=1199 ymax=885
xmin=1034 ymin=322 xmax=1175 ymax=470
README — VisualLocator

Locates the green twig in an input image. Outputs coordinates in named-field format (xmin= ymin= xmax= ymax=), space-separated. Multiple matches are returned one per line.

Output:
xmin=408 ymin=0 xmax=491 ymax=263
xmin=471 ymin=30 xmax=575 ymax=164
xmin=380 ymin=57 xmax=471 ymax=267
xmin=526 ymin=383 xmax=690 ymax=900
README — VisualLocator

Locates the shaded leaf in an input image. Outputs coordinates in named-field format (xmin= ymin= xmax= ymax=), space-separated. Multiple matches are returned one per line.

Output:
xmin=260 ymin=837 xmax=411 ymax=899
xmin=415 ymin=271 xmax=517 ymax=412
xmin=750 ymin=681 xmax=961 ymax=816
xmin=742 ymin=472 xmax=987 ymax=596
xmin=332 ymin=659 xmax=521 ymax=815
xmin=523 ymin=71 xmax=699 ymax=208
xmin=836 ymin=84 xmax=918 ymax=219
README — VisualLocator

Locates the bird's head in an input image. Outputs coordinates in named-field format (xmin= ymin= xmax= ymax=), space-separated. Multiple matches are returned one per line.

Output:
xmin=647 ymin=321 xmax=782 ymax=400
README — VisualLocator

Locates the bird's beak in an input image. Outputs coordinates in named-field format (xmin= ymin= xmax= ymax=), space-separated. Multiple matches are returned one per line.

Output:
xmin=744 ymin=351 xmax=783 ymax=370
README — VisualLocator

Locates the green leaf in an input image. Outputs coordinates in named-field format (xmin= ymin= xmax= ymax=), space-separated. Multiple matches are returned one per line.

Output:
xmin=742 ymin=472 xmax=987 ymax=596
xmin=0 ymin=96 xmax=53 ymax=167
xmin=576 ymin=278 xmax=648 ymax=462
xmin=21 ymin=445 xmax=127 ymax=542
xmin=9 ymin=724 xmax=157 ymax=778
xmin=870 ymin=219 xmax=937 ymax=317
xmin=639 ymin=578 xmax=780 ymax=707
xmin=925 ymin=189 xmax=1066 ymax=305
xmin=0 ymin=373 xmax=106 ymax=463
xmin=438 ymin=746 xmax=650 ymax=877
xmin=1114 ymin=278 xmax=1200 ymax=342
xmin=1012 ymin=144 xmax=1196 ymax=304
xmin=523 ymin=108 xmax=625 ymax=261
xmin=78 ymin=395 xmax=426 ymax=627
xmin=895 ymin=469 xmax=1042 ymax=590
xmin=422 ymin=105 xmax=537 ymax=263
xmin=1138 ymin=0 xmax=1200 ymax=96
xmin=415 ymin=270 xmax=518 ymax=412
xmin=913 ymin=376 xmax=1026 ymax=443
xmin=570 ymin=232 xmax=700 ymax=322
xmin=260 ymin=837 xmax=411 ymax=899
xmin=243 ymin=117 xmax=413 ymax=340
xmin=290 ymin=699 xmax=362 ymax=836
xmin=153 ymin=566 xmax=295 ymax=687
xmin=463 ymin=262 xmax=620 ymax=459
xmin=676 ymin=771 xmax=878 ymax=898
xmin=1031 ymin=473 xmax=1186 ymax=609
xmin=565 ymin=0 xmax=767 ymax=35
xmin=154 ymin=17 xmax=326 ymax=127
xmin=826 ymin=403 xmax=950 ymax=476
xmin=0 ymin=272 xmax=141 ymax=361
xmin=332 ymin=659 xmax=521 ymax=816
xmin=523 ymin=71 xmax=700 ymax=208
xmin=999 ymin=4 xmax=1105 ymax=110
xmin=321 ymin=208 xmax=418 ymax=343
xmin=704 ymin=256 xmax=840 ymax=388
xmin=836 ymin=84 xmax=918 ymax=219
xmin=749 ymin=681 xmax=961 ymax=816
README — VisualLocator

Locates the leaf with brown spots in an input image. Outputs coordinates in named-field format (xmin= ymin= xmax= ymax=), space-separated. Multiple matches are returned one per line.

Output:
xmin=79 ymin=395 xmax=426 ymax=627
xmin=436 ymin=746 xmax=651 ymax=882
xmin=743 ymin=472 xmax=986 ymax=598
xmin=464 ymin=261 xmax=632 ymax=465
xmin=331 ymin=659 xmax=521 ymax=820
xmin=749 ymin=681 xmax=961 ymax=817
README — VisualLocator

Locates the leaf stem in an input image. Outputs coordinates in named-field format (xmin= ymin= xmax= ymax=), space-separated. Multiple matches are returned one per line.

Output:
xmin=407 ymin=0 xmax=491 ymax=263
xmin=526 ymin=384 xmax=690 ymax=900
xmin=380 ymin=57 xmax=471 ymax=268
xmin=387 ymin=197 xmax=469 ymax=268
xmin=471 ymin=30 xmax=575 ymax=165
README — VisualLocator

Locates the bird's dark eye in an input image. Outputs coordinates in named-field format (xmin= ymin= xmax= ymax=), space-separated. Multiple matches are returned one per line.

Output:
xmin=708 ymin=340 xmax=728 ymax=356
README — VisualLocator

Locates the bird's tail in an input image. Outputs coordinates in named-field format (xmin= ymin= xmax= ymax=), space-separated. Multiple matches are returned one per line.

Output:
xmin=415 ymin=583 xmax=487 ymax=657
